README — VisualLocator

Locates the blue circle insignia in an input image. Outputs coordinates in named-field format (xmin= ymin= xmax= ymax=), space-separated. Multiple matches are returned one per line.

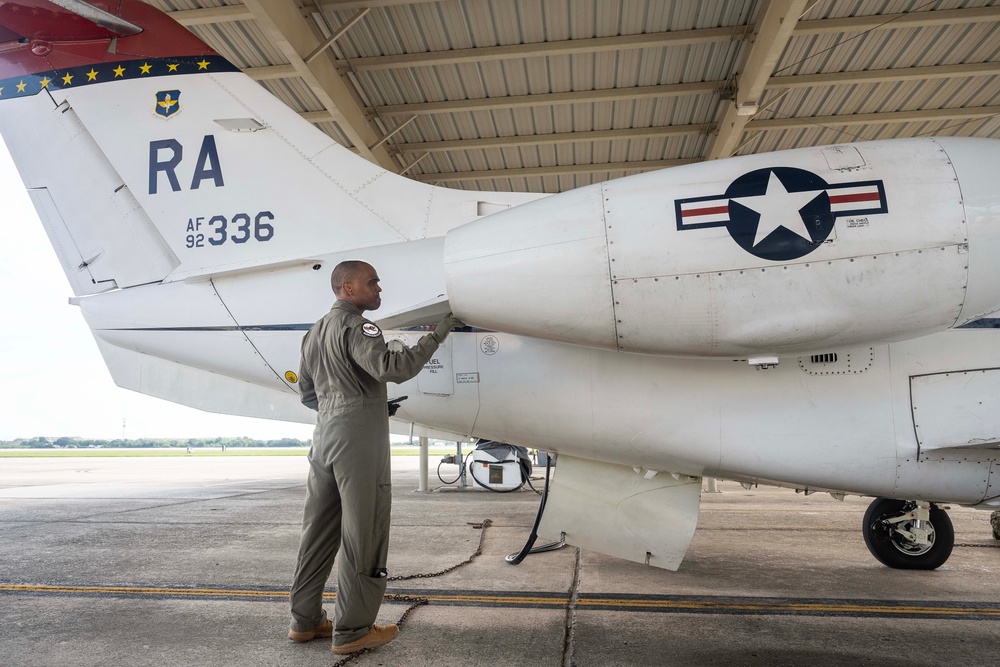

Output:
xmin=723 ymin=167 xmax=835 ymax=261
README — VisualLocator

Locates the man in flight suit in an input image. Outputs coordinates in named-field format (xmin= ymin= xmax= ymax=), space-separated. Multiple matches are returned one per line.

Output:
xmin=288 ymin=260 xmax=462 ymax=654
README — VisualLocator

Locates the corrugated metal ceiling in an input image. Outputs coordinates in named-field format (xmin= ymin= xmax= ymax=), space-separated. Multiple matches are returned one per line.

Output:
xmin=147 ymin=0 xmax=1000 ymax=192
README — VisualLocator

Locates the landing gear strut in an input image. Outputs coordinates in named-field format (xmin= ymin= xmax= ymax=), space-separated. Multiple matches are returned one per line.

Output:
xmin=862 ymin=498 xmax=954 ymax=570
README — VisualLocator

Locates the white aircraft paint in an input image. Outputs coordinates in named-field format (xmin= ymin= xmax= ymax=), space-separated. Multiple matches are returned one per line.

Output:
xmin=1 ymin=0 xmax=998 ymax=570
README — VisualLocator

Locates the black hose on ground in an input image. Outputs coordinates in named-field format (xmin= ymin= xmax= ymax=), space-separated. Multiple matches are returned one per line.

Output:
xmin=506 ymin=454 xmax=564 ymax=564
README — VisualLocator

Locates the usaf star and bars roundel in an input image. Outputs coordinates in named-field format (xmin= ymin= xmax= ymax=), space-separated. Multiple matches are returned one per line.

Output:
xmin=674 ymin=167 xmax=888 ymax=261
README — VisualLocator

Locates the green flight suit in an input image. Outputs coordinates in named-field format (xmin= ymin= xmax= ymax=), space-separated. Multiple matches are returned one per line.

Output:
xmin=290 ymin=300 xmax=439 ymax=645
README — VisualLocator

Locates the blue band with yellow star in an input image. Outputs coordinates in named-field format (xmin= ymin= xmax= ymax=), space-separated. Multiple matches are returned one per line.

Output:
xmin=0 ymin=55 xmax=239 ymax=100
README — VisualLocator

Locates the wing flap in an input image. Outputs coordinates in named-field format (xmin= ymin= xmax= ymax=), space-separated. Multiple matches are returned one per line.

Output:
xmin=538 ymin=455 xmax=702 ymax=571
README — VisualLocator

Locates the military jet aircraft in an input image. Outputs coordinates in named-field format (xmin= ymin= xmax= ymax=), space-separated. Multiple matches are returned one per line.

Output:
xmin=1 ymin=0 xmax=998 ymax=571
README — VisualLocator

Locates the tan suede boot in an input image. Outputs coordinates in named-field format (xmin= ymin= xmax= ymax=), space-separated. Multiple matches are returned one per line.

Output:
xmin=331 ymin=624 xmax=399 ymax=654
xmin=287 ymin=617 xmax=333 ymax=642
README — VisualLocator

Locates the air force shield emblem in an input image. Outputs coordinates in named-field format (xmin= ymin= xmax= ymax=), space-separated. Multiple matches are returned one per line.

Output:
xmin=155 ymin=90 xmax=181 ymax=119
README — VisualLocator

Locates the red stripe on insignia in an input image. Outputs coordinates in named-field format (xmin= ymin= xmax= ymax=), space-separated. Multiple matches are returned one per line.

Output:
xmin=682 ymin=205 xmax=729 ymax=217
xmin=829 ymin=192 xmax=881 ymax=204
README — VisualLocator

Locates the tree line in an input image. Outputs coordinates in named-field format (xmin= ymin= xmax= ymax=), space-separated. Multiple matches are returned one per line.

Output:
xmin=2 ymin=436 xmax=310 ymax=449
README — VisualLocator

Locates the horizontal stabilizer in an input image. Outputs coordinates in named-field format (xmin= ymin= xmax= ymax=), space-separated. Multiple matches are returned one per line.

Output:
xmin=538 ymin=455 xmax=702 ymax=570
xmin=92 ymin=336 xmax=313 ymax=423
xmin=50 ymin=0 xmax=143 ymax=37
xmin=376 ymin=295 xmax=451 ymax=330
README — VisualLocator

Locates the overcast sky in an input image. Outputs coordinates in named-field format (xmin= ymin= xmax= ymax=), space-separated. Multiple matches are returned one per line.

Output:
xmin=0 ymin=137 xmax=314 ymax=441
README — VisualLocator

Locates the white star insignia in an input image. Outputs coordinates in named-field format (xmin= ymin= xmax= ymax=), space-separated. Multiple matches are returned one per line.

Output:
xmin=730 ymin=171 xmax=823 ymax=247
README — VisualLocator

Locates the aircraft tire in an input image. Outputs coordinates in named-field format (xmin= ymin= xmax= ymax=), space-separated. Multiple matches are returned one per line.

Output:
xmin=862 ymin=497 xmax=954 ymax=570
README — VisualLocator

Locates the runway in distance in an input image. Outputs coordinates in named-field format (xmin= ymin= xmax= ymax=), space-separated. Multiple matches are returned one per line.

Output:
xmin=2 ymin=0 xmax=999 ymax=572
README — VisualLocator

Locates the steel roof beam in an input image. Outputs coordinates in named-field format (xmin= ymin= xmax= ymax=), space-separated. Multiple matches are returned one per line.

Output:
xmin=396 ymin=124 xmax=706 ymax=153
xmin=245 ymin=65 xmax=299 ymax=80
xmin=272 ymin=60 xmax=1000 ymax=90
xmin=298 ymin=61 xmax=996 ymax=131
xmin=304 ymin=8 xmax=369 ymax=64
xmin=707 ymin=0 xmax=809 ymax=160
xmin=169 ymin=5 xmax=255 ymax=26
xmin=388 ymin=59 xmax=997 ymax=154
xmin=241 ymin=0 xmax=397 ymax=170
xmin=337 ymin=6 xmax=1000 ymax=73
xmin=316 ymin=0 xmax=444 ymax=9
xmin=795 ymin=5 xmax=1000 ymax=34
xmin=309 ymin=103 xmax=1000 ymax=135
xmin=769 ymin=62 xmax=1000 ymax=88
xmin=410 ymin=159 xmax=695 ymax=184
xmin=301 ymin=109 xmax=346 ymax=124
xmin=746 ymin=106 xmax=1000 ymax=131
xmin=375 ymin=81 xmax=718 ymax=117
xmin=341 ymin=27 xmax=736 ymax=72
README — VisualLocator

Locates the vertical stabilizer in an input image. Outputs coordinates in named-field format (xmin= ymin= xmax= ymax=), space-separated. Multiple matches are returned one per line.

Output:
xmin=0 ymin=0 xmax=544 ymax=292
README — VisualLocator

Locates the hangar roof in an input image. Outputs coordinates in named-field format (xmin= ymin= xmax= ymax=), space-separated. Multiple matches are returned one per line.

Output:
xmin=146 ymin=0 xmax=1000 ymax=193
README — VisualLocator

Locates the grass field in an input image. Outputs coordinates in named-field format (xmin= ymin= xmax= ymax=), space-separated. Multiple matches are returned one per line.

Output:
xmin=0 ymin=447 xmax=469 ymax=458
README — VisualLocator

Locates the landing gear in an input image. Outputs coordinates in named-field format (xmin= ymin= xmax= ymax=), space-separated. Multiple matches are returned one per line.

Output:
xmin=862 ymin=498 xmax=954 ymax=570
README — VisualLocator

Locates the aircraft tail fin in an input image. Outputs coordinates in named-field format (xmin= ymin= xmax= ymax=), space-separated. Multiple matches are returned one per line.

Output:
xmin=0 ymin=0 xmax=542 ymax=295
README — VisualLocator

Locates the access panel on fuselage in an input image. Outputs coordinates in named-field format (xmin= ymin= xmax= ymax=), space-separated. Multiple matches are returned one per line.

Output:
xmin=911 ymin=368 xmax=1000 ymax=453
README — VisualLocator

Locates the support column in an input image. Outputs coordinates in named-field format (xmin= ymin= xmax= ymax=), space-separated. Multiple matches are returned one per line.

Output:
xmin=417 ymin=436 xmax=429 ymax=492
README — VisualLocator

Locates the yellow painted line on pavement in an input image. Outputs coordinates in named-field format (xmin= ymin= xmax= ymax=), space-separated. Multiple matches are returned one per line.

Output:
xmin=0 ymin=583 xmax=289 ymax=599
xmin=418 ymin=593 xmax=565 ymax=606
xmin=4 ymin=583 xmax=1000 ymax=618
xmin=0 ymin=584 xmax=563 ymax=607
xmin=579 ymin=598 xmax=1000 ymax=617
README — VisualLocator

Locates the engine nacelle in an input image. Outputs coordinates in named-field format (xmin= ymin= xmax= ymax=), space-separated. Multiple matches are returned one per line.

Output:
xmin=444 ymin=137 xmax=1000 ymax=357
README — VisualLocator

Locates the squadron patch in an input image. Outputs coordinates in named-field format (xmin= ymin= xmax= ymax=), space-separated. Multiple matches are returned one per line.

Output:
xmin=362 ymin=322 xmax=382 ymax=338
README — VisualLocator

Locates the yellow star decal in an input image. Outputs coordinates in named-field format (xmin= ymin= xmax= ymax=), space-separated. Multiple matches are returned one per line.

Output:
xmin=140 ymin=62 xmax=152 ymax=74
xmin=167 ymin=63 xmax=179 ymax=72
xmin=196 ymin=59 xmax=210 ymax=70
xmin=39 ymin=76 xmax=51 ymax=88
xmin=86 ymin=68 xmax=98 ymax=81
xmin=62 ymin=73 xmax=73 ymax=85
xmin=16 ymin=81 xmax=26 ymax=93
xmin=113 ymin=65 xmax=125 ymax=78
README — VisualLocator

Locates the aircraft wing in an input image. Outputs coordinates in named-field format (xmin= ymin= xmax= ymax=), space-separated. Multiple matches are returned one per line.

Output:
xmin=375 ymin=295 xmax=451 ymax=330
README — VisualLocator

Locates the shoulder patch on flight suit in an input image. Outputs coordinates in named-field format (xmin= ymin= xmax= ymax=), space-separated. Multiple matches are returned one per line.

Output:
xmin=361 ymin=322 xmax=382 ymax=338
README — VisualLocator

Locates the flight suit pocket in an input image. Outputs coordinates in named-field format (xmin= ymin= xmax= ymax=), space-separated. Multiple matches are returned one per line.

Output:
xmin=355 ymin=572 xmax=389 ymax=624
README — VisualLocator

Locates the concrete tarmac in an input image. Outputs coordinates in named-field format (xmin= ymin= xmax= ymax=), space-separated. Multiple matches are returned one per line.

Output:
xmin=2 ymin=453 xmax=1000 ymax=666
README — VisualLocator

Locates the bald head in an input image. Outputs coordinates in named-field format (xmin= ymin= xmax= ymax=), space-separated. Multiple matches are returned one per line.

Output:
xmin=332 ymin=260 xmax=382 ymax=312
xmin=331 ymin=261 xmax=369 ymax=296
